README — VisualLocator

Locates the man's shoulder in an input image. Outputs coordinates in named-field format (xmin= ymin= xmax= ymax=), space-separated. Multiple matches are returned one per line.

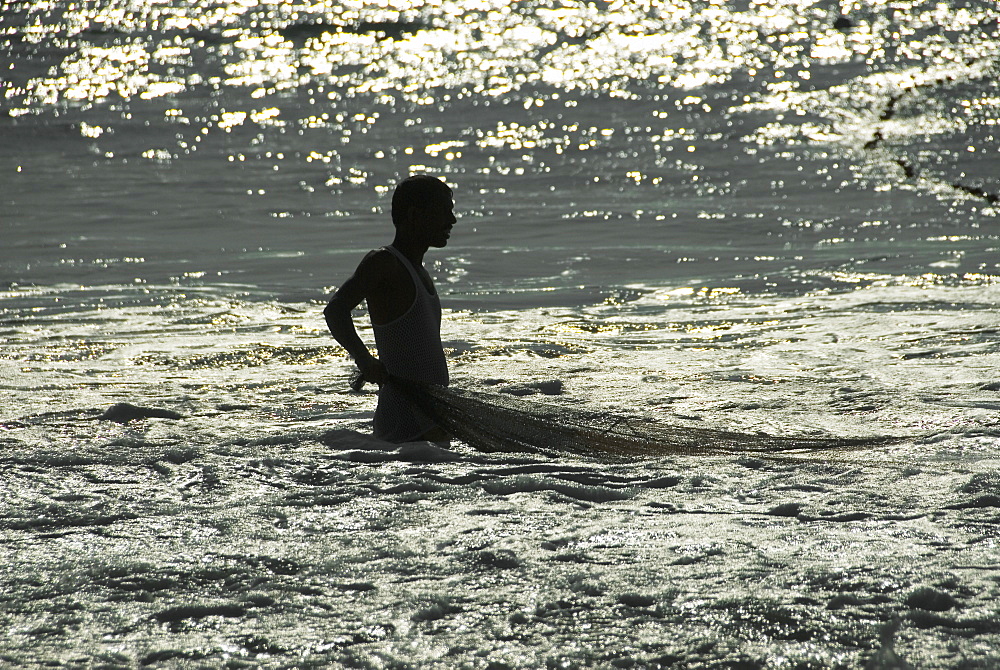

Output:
xmin=357 ymin=248 xmax=415 ymax=320
xmin=358 ymin=248 xmax=407 ymax=284
xmin=360 ymin=246 xmax=392 ymax=264
xmin=359 ymin=247 xmax=398 ymax=270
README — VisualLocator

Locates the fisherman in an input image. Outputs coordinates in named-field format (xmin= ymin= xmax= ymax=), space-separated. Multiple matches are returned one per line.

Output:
xmin=323 ymin=175 xmax=456 ymax=442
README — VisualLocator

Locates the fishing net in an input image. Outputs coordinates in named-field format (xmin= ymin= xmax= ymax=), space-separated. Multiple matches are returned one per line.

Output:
xmin=389 ymin=378 xmax=896 ymax=458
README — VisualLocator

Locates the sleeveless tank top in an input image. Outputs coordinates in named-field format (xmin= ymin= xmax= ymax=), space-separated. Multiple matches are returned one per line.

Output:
xmin=371 ymin=246 xmax=449 ymax=442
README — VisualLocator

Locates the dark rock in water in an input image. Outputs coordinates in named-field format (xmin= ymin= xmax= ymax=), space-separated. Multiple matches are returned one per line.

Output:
xmin=277 ymin=21 xmax=339 ymax=40
xmin=153 ymin=603 xmax=246 ymax=624
xmin=500 ymin=379 xmax=564 ymax=396
xmin=767 ymin=502 xmax=805 ymax=517
xmin=947 ymin=494 xmax=1000 ymax=509
xmin=99 ymin=403 xmax=183 ymax=424
xmin=904 ymin=586 xmax=957 ymax=612
xmin=617 ymin=593 xmax=657 ymax=608
xmin=279 ymin=19 xmax=425 ymax=41
xmin=477 ymin=549 xmax=520 ymax=569
xmin=833 ymin=16 xmax=855 ymax=30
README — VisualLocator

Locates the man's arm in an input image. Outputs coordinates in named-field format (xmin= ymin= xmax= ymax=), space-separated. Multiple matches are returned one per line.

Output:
xmin=323 ymin=254 xmax=388 ymax=386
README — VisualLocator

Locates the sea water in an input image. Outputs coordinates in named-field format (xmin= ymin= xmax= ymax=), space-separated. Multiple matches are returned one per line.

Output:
xmin=2 ymin=1 xmax=999 ymax=667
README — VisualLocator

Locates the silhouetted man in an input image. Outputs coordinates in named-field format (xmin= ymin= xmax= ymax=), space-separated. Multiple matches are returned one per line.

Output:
xmin=324 ymin=175 xmax=456 ymax=442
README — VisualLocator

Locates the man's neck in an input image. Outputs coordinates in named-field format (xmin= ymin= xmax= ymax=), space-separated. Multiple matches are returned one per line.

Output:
xmin=390 ymin=236 xmax=428 ymax=266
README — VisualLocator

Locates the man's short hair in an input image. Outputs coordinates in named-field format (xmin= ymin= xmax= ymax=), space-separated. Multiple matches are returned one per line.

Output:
xmin=391 ymin=175 xmax=452 ymax=226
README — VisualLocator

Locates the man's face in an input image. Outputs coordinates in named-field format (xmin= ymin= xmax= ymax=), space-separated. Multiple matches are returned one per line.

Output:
xmin=415 ymin=196 xmax=457 ymax=248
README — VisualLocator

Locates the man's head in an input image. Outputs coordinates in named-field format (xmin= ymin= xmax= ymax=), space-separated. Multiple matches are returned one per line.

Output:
xmin=391 ymin=175 xmax=456 ymax=248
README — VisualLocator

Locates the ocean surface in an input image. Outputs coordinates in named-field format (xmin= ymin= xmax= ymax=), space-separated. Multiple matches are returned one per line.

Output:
xmin=2 ymin=0 xmax=999 ymax=667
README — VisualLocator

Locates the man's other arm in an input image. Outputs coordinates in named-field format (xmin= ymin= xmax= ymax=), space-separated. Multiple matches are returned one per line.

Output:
xmin=324 ymin=255 xmax=388 ymax=385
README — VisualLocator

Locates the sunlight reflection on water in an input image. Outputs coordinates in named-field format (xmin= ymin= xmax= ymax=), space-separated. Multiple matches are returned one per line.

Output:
xmin=11 ymin=1 xmax=995 ymax=115
xmin=3 ymin=0 xmax=998 ymax=298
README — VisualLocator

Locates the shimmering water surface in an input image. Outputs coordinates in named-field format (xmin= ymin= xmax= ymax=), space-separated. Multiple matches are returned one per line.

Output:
xmin=2 ymin=1 xmax=1000 ymax=667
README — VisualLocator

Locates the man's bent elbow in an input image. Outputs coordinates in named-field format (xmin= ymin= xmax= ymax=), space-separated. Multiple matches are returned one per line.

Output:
xmin=324 ymin=296 xmax=350 ymax=323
